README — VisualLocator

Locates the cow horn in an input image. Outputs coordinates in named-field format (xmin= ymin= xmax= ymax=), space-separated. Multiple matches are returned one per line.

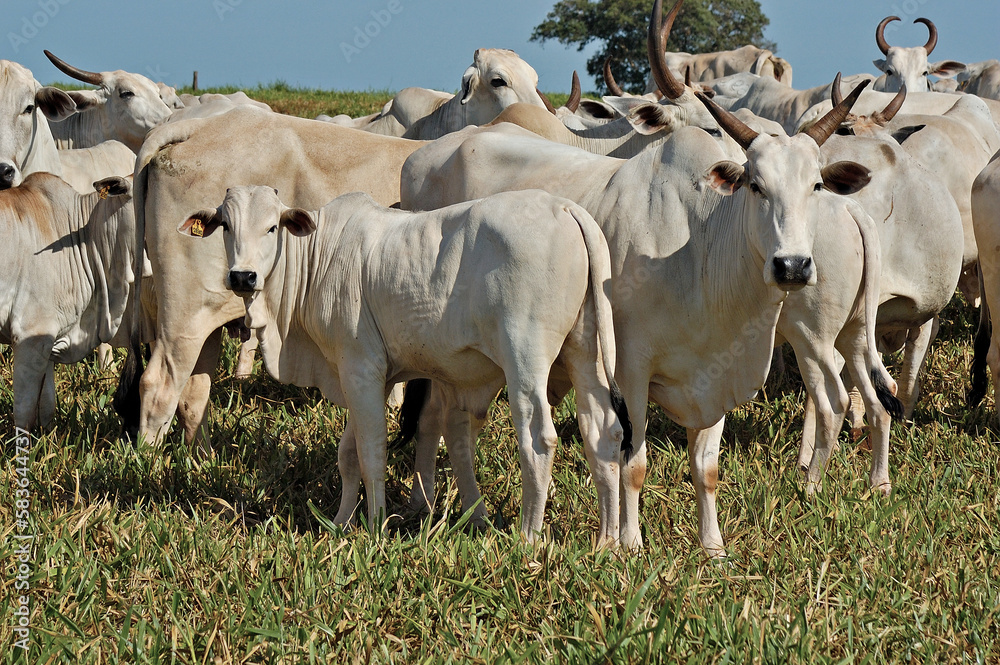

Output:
xmin=878 ymin=84 xmax=906 ymax=123
xmin=648 ymin=0 xmax=686 ymax=100
xmin=831 ymin=72 xmax=843 ymax=106
xmin=914 ymin=17 xmax=938 ymax=55
xmin=567 ymin=71 xmax=581 ymax=112
xmin=603 ymin=58 xmax=625 ymax=96
xmin=537 ymin=88 xmax=558 ymax=115
xmin=695 ymin=90 xmax=759 ymax=151
xmin=805 ymin=77 xmax=871 ymax=147
xmin=875 ymin=16 xmax=899 ymax=56
xmin=685 ymin=66 xmax=693 ymax=87
xmin=44 ymin=50 xmax=103 ymax=86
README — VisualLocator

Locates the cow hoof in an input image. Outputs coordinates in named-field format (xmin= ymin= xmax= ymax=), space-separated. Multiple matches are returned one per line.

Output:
xmin=804 ymin=481 xmax=822 ymax=498
xmin=871 ymin=482 xmax=892 ymax=497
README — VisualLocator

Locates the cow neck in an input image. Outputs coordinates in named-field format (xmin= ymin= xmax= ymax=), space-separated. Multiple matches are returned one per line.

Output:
xmin=48 ymin=106 xmax=111 ymax=150
xmin=565 ymin=116 xmax=672 ymax=159
xmin=404 ymin=97 xmax=462 ymax=141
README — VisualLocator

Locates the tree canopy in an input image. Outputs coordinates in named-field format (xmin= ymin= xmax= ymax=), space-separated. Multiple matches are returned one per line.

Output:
xmin=531 ymin=0 xmax=775 ymax=93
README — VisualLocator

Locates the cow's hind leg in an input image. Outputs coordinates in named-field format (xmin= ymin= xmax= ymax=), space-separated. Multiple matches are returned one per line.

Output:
xmin=896 ymin=317 xmax=939 ymax=421
xmin=440 ymin=403 xmax=489 ymax=528
xmin=841 ymin=339 xmax=893 ymax=495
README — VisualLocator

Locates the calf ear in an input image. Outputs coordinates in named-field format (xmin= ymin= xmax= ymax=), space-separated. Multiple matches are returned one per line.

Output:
xmin=35 ymin=86 xmax=77 ymax=121
xmin=93 ymin=176 xmax=131 ymax=198
xmin=704 ymin=161 xmax=744 ymax=196
xmin=280 ymin=208 xmax=316 ymax=237
xmin=821 ymin=161 xmax=871 ymax=195
xmin=65 ymin=89 xmax=102 ymax=112
xmin=930 ymin=60 xmax=966 ymax=78
xmin=178 ymin=209 xmax=223 ymax=238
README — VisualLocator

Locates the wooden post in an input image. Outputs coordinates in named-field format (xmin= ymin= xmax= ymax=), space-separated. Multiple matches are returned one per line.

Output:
xmin=192 ymin=71 xmax=199 ymax=92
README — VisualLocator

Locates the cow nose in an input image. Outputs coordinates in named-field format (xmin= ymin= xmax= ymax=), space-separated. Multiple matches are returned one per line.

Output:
xmin=772 ymin=256 xmax=813 ymax=287
xmin=0 ymin=163 xmax=16 ymax=189
xmin=228 ymin=270 xmax=257 ymax=293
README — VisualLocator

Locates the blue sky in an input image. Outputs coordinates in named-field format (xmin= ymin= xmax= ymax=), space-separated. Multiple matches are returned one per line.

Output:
xmin=5 ymin=0 xmax=999 ymax=95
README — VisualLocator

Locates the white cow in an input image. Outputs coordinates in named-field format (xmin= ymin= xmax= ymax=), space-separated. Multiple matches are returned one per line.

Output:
xmin=959 ymin=60 xmax=1000 ymax=101
xmin=0 ymin=60 xmax=135 ymax=195
xmin=872 ymin=16 xmax=965 ymax=92
xmin=116 ymin=107 xmax=426 ymax=447
xmin=401 ymin=81 xmax=899 ymax=553
xmin=0 ymin=173 xmax=135 ymax=430
xmin=42 ymin=50 xmax=173 ymax=152
xmin=645 ymin=45 xmax=793 ymax=92
xmin=170 ymin=92 xmax=273 ymax=123
xmin=179 ymin=186 xmax=630 ymax=545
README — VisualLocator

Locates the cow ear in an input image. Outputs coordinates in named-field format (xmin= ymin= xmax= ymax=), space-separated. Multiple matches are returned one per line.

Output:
xmin=873 ymin=59 xmax=888 ymax=73
xmin=821 ymin=161 xmax=871 ymax=195
xmin=704 ymin=161 xmax=744 ymax=196
xmin=178 ymin=209 xmax=223 ymax=238
xmin=35 ymin=86 xmax=77 ymax=121
xmin=65 ymin=89 xmax=102 ymax=112
xmin=929 ymin=60 xmax=966 ymax=79
xmin=280 ymin=208 xmax=316 ymax=237
xmin=460 ymin=66 xmax=477 ymax=105
xmin=93 ymin=176 xmax=132 ymax=198
xmin=890 ymin=124 xmax=925 ymax=144
xmin=623 ymin=103 xmax=679 ymax=136
xmin=579 ymin=99 xmax=618 ymax=119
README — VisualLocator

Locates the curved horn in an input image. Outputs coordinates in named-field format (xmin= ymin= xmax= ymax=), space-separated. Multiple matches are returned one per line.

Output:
xmin=875 ymin=16 xmax=899 ymax=56
xmin=914 ymin=17 xmax=938 ymax=55
xmin=648 ymin=0 xmax=686 ymax=100
xmin=567 ymin=71 xmax=581 ymax=112
xmin=831 ymin=72 xmax=843 ymax=106
xmin=805 ymin=77 xmax=871 ymax=147
xmin=43 ymin=49 xmax=103 ymax=86
xmin=878 ymin=84 xmax=906 ymax=123
xmin=603 ymin=58 xmax=625 ymax=96
xmin=537 ymin=88 xmax=557 ymax=115
xmin=685 ymin=66 xmax=693 ymax=87
xmin=694 ymin=91 xmax=759 ymax=151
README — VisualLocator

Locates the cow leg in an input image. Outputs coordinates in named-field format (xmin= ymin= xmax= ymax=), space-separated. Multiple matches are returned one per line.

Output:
xmin=12 ymin=337 xmax=54 ymax=431
xmin=619 ymin=374 xmax=650 ymax=550
xmin=798 ymin=394 xmax=817 ymax=476
xmin=139 ymin=328 xmax=217 ymax=445
xmin=333 ymin=420 xmax=362 ymax=525
xmin=799 ymin=355 xmax=850 ymax=497
xmin=959 ymin=264 xmax=981 ymax=308
xmin=409 ymin=384 xmax=446 ymax=513
xmin=174 ymin=327 xmax=222 ymax=456
xmin=234 ymin=332 xmax=258 ymax=379
xmin=687 ymin=419 xmax=726 ymax=558
xmin=842 ymin=344 xmax=893 ymax=495
xmin=38 ymin=362 xmax=56 ymax=430
xmin=97 ymin=343 xmax=114 ymax=370
xmin=896 ymin=317 xmax=939 ymax=420
xmin=342 ymin=377 xmax=390 ymax=531
xmin=440 ymin=405 xmax=489 ymax=528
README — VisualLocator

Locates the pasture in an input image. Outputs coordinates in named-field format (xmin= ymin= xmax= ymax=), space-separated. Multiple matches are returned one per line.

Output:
xmin=2 ymin=85 xmax=1000 ymax=664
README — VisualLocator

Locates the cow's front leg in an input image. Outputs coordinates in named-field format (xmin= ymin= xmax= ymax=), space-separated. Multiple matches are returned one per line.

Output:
xmin=343 ymin=373 xmax=390 ymax=532
xmin=12 ymin=336 xmax=55 ymax=431
xmin=333 ymin=420 xmax=362 ymax=526
xmin=687 ymin=419 xmax=726 ymax=558
xmin=175 ymin=327 xmax=223 ymax=456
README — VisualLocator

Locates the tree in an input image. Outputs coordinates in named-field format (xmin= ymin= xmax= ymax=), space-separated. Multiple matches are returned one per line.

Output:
xmin=531 ymin=0 xmax=775 ymax=93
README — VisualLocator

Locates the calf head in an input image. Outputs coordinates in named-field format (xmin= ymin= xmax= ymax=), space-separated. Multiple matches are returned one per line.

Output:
xmin=44 ymin=50 xmax=172 ymax=150
xmin=696 ymin=77 xmax=872 ymax=290
xmin=872 ymin=17 xmax=965 ymax=92
xmin=459 ymin=48 xmax=548 ymax=125
xmin=0 ymin=60 xmax=76 ymax=189
xmin=178 ymin=186 xmax=316 ymax=297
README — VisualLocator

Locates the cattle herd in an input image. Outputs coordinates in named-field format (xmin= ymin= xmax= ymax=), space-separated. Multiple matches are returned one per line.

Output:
xmin=5 ymin=0 xmax=1000 ymax=556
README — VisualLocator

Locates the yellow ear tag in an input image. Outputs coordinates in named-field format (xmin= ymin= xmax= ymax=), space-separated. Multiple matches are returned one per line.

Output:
xmin=98 ymin=186 xmax=110 ymax=200
xmin=191 ymin=220 xmax=205 ymax=237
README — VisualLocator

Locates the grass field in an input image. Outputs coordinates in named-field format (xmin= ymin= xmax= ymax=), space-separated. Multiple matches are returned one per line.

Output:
xmin=3 ymin=87 xmax=1000 ymax=663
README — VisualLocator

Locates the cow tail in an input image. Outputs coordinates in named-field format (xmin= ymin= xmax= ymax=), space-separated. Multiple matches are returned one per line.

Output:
xmin=567 ymin=204 xmax=633 ymax=462
xmin=390 ymin=379 xmax=431 ymax=448
xmin=848 ymin=201 xmax=904 ymax=420
xmin=968 ymin=268 xmax=992 ymax=407
xmin=113 ymin=121 xmax=202 ymax=440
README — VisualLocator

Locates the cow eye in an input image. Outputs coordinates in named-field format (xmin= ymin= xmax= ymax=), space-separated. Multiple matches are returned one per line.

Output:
xmin=814 ymin=183 xmax=823 ymax=192
xmin=22 ymin=104 xmax=34 ymax=115
xmin=119 ymin=89 xmax=135 ymax=99
xmin=491 ymin=78 xmax=507 ymax=88
xmin=749 ymin=182 xmax=761 ymax=194
xmin=268 ymin=225 xmax=277 ymax=234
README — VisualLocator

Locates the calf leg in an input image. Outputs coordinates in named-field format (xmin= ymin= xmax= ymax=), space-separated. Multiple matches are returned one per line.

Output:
xmin=619 ymin=373 xmax=651 ymax=550
xmin=506 ymin=379 xmax=559 ymax=543
xmin=38 ymin=362 xmax=56 ymax=429
xmin=896 ymin=317 xmax=939 ymax=420
xmin=97 ymin=343 xmax=114 ymax=371
xmin=440 ymin=405 xmax=489 ymax=528
xmin=234 ymin=332 xmax=258 ymax=379
xmin=687 ymin=419 xmax=726 ymax=558
xmin=842 ymin=340 xmax=893 ymax=495
xmin=798 ymin=355 xmax=850 ymax=497
xmin=409 ymin=385 xmax=446 ymax=513
xmin=342 ymin=376 xmax=390 ymax=531
xmin=175 ymin=328 xmax=222 ymax=456
xmin=12 ymin=337 xmax=54 ymax=431
xmin=333 ymin=421 xmax=362 ymax=525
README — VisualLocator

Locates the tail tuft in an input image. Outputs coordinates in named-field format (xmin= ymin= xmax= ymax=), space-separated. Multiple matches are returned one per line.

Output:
xmin=871 ymin=369 xmax=904 ymax=420
xmin=609 ymin=381 xmax=633 ymax=463
xmin=113 ymin=333 xmax=144 ymax=442
xmin=389 ymin=378 xmax=431 ymax=449
xmin=968 ymin=304 xmax=992 ymax=407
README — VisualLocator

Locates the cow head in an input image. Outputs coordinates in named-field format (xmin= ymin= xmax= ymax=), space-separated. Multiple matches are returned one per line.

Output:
xmin=827 ymin=73 xmax=907 ymax=137
xmin=44 ymin=50 xmax=172 ymax=151
xmin=872 ymin=17 xmax=965 ymax=92
xmin=179 ymin=187 xmax=315 ymax=299
xmin=458 ymin=48 xmax=548 ymax=125
xmin=0 ymin=60 xmax=76 ymax=190
xmin=696 ymin=77 xmax=872 ymax=290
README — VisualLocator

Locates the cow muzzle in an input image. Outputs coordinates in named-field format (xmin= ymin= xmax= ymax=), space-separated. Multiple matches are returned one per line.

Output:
xmin=228 ymin=270 xmax=258 ymax=296
xmin=0 ymin=163 xmax=17 ymax=190
xmin=771 ymin=256 xmax=814 ymax=290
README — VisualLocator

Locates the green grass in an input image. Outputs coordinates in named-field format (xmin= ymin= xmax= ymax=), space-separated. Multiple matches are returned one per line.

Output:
xmin=2 ymin=88 xmax=999 ymax=662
